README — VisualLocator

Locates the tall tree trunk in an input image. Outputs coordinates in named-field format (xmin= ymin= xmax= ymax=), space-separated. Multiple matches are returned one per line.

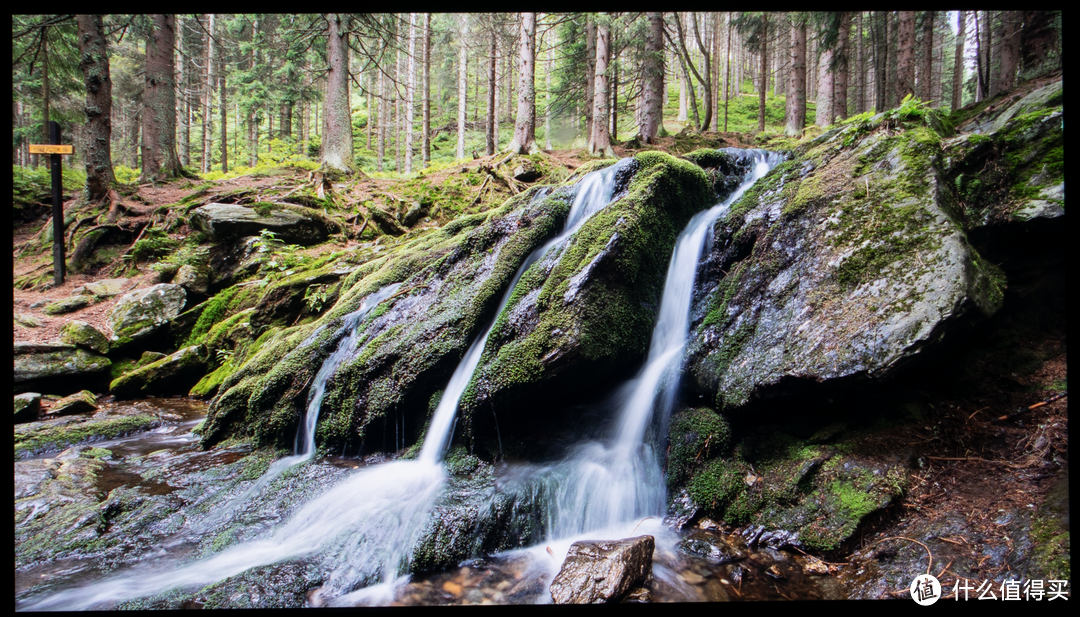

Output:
xmin=856 ymin=12 xmax=866 ymax=113
xmin=886 ymin=12 xmax=897 ymax=107
xmin=320 ymin=13 xmax=355 ymax=174
xmin=997 ymin=11 xmax=1021 ymax=94
xmin=486 ymin=25 xmax=497 ymax=156
xmin=919 ymin=11 xmax=935 ymax=101
xmin=404 ymin=13 xmax=416 ymax=173
xmin=141 ymin=15 xmax=182 ymax=182
xmin=202 ymin=14 xmax=213 ymax=174
xmin=545 ymin=32 xmax=553 ymax=150
xmin=672 ymin=13 xmax=701 ymax=130
xmin=456 ymin=15 xmax=468 ymax=160
xmin=786 ymin=18 xmax=806 ymax=136
xmin=377 ymin=64 xmax=386 ymax=171
xmin=816 ymin=45 xmax=834 ymax=127
xmin=218 ymin=19 xmax=227 ymax=174
xmin=1020 ymin=11 xmax=1058 ymax=78
xmin=508 ymin=12 xmax=537 ymax=154
xmin=691 ymin=14 xmax=714 ymax=132
xmin=178 ymin=16 xmax=190 ymax=168
xmin=422 ymin=13 xmax=431 ymax=166
xmin=610 ymin=34 xmax=617 ymax=141
xmin=974 ymin=12 xmax=985 ymax=102
xmin=896 ymin=11 xmax=916 ymax=102
xmin=588 ymin=19 xmax=612 ymax=156
xmin=639 ymin=12 xmax=665 ymax=143
xmin=757 ymin=14 xmax=768 ymax=132
xmin=585 ymin=17 xmax=596 ymax=140
xmin=724 ymin=16 xmax=732 ymax=132
xmin=874 ymin=12 xmax=887 ymax=112
xmin=989 ymin=11 xmax=1002 ymax=98
xmin=833 ymin=12 xmax=851 ymax=122
xmin=77 ymin=14 xmax=116 ymax=202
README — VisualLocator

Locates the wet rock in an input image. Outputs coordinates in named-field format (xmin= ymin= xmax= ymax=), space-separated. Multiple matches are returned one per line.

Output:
xmin=106 ymin=283 xmax=187 ymax=346
xmin=14 ymin=342 xmax=111 ymax=386
xmin=42 ymin=295 xmax=93 ymax=316
xmin=199 ymin=562 xmax=321 ymax=609
xmin=664 ymin=489 xmax=698 ymax=529
xmin=14 ymin=409 xmax=161 ymax=458
xmin=678 ymin=529 xmax=746 ymax=563
xmin=550 ymin=535 xmax=655 ymax=604
xmin=137 ymin=351 xmax=167 ymax=367
xmin=60 ymin=320 xmax=111 ymax=355
xmin=174 ymin=264 xmax=211 ymax=294
xmin=48 ymin=390 xmax=98 ymax=416
xmin=621 ymin=586 xmax=651 ymax=603
xmin=110 ymin=345 xmax=208 ymax=398
xmin=14 ymin=392 xmax=41 ymax=423
xmin=190 ymin=203 xmax=330 ymax=246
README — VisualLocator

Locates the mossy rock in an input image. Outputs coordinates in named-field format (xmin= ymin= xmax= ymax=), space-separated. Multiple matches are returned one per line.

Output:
xmin=189 ymin=203 xmax=330 ymax=246
xmin=14 ymin=343 xmax=112 ymax=386
xmin=14 ymin=392 xmax=42 ymax=423
xmin=106 ymin=283 xmax=188 ymax=346
xmin=110 ymin=345 xmax=208 ymax=398
xmin=47 ymin=390 xmax=98 ymax=416
xmin=14 ymin=412 xmax=161 ymax=458
xmin=60 ymin=320 xmax=110 ymax=355
xmin=43 ymin=295 xmax=93 ymax=316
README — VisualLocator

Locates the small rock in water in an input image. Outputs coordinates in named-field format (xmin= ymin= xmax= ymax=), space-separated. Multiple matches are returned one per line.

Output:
xmin=441 ymin=581 xmax=463 ymax=597
xmin=803 ymin=555 xmax=830 ymax=575
xmin=550 ymin=536 xmax=655 ymax=604
xmin=679 ymin=570 xmax=705 ymax=585
xmin=765 ymin=565 xmax=785 ymax=580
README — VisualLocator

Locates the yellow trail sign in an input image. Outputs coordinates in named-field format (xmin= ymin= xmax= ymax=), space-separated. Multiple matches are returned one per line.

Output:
xmin=29 ymin=144 xmax=74 ymax=155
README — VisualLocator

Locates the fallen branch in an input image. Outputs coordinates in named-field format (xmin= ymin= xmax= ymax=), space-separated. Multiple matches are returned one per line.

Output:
xmin=991 ymin=391 xmax=1067 ymax=424
xmin=471 ymin=175 xmax=492 ymax=206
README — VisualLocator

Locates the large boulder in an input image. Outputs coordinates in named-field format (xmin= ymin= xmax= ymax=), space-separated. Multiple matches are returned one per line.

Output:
xmin=549 ymin=535 xmax=655 ymax=604
xmin=110 ymin=345 xmax=208 ymax=398
xmin=190 ymin=203 xmax=330 ymax=246
xmin=200 ymin=184 xmax=575 ymax=449
xmin=460 ymin=152 xmax=713 ymax=446
xmin=14 ymin=343 xmax=111 ymax=389
xmin=59 ymin=320 xmax=110 ymax=355
xmin=686 ymin=116 xmax=1007 ymax=410
xmin=106 ymin=284 xmax=187 ymax=347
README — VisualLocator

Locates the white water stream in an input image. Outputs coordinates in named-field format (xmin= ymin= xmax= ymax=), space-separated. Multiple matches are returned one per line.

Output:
xmin=22 ymin=160 xmax=629 ymax=611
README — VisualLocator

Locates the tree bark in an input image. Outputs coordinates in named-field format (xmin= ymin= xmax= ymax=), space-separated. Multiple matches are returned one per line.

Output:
xmin=832 ymin=12 xmax=850 ymax=122
xmin=377 ymin=63 xmax=386 ymax=171
xmin=486 ymin=24 xmax=497 ymax=156
xmin=874 ymin=12 xmax=887 ymax=112
xmin=422 ymin=13 xmax=431 ymax=166
xmin=457 ymin=15 xmax=468 ymax=160
xmin=218 ymin=16 xmax=227 ymax=173
xmin=585 ymin=17 xmax=596 ymax=140
xmin=997 ymin=11 xmax=1021 ymax=94
xmin=919 ymin=11 xmax=935 ymax=101
xmin=785 ymin=18 xmax=806 ymax=136
xmin=691 ymin=14 xmax=714 ymax=132
xmin=896 ymin=11 xmax=916 ymax=103
xmin=639 ymin=12 xmax=665 ymax=143
xmin=672 ymin=13 xmax=701 ymax=130
xmin=816 ymin=44 xmax=833 ymax=127
xmin=77 ymin=14 xmax=116 ymax=202
xmin=404 ymin=14 xmax=416 ymax=173
xmin=178 ymin=16 xmax=190 ymax=168
xmin=758 ymin=13 xmax=768 ymax=132
xmin=1020 ymin=11 xmax=1058 ymax=78
xmin=857 ymin=12 xmax=866 ymax=113
xmin=202 ymin=14 xmax=214 ymax=174
xmin=141 ymin=14 xmax=182 ymax=182
xmin=545 ymin=34 xmax=553 ymax=149
xmin=588 ymin=18 xmax=612 ymax=156
xmin=508 ymin=12 xmax=537 ymax=154
xmin=320 ymin=13 xmax=355 ymax=174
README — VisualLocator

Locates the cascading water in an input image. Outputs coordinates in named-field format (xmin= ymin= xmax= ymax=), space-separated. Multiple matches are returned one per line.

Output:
xmin=512 ymin=150 xmax=782 ymax=551
xmin=21 ymin=160 xmax=630 ymax=611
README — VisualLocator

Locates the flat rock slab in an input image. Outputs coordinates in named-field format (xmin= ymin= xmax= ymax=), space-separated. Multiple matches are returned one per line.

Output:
xmin=190 ymin=203 xmax=329 ymax=246
xmin=550 ymin=535 xmax=655 ymax=604
xmin=42 ymin=295 xmax=93 ymax=316
xmin=47 ymin=390 xmax=98 ymax=417
xmin=14 ymin=345 xmax=111 ymax=386
xmin=73 ymin=278 xmax=132 ymax=298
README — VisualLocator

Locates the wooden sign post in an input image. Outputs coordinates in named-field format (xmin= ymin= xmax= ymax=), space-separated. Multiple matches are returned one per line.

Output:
xmin=29 ymin=121 xmax=74 ymax=286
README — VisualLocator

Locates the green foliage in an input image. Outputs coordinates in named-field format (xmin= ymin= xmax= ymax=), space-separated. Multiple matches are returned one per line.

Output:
xmin=127 ymin=228 xmax=179 ymax=264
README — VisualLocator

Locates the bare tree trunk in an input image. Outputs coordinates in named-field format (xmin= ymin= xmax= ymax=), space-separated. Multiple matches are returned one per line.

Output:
xmin=833 ymin=12 xmax=850 ymax=122
xmin=456 ymin=15 xmax=468 ymax=160
xmin=857 ymin=12 xmax=866 ymax=113
xmin=816 ymin=45 xmax=833 ymax=127
xmin=588 ymin=18 xmax=613 ymax=156
xmin=202 ymin=14 xmax=213 ymax=173
xmin=874 ymin=12 xmax=887 ymax=112
xmin=997 ymin=11 xmax=1021 ymax=94
xmin=422 ymin=13 xmax=431 ymax=166
xmin=486 ymin=24 xmax=497 ymax=156
xmin=404 ymin=13 xmax=415 ymax=173
xmin=585 ymin=17 xmax=596 ymax=140
xmin=508 ymin=12 xmax=537 ymax=154
xmin=757 ymin=14 xmax=768 ymax=132
xmin=673 ymin=13 xmax=702 ymax=130
xmin=724 ymin=16 xmax=732 ymax=132
xmin=377 ymin=64 xmax=386 ymax=171
xmin=785 ymin=18 xmax=806 ymax=136
xmin=320 ymin=13 xmax=355 ymax=174
xmin=691 ymin=13 xmax=714 ymax=131
xmin=639 ymin=12 xmax=664 ymax=143
xmin=178 ymin=16 xmax=190 ymax=168
xmin=141 ymin=14 xmax=182 ymax=182
xmin=896 ymin=11 xmax=916 ymax=103
xmin=218 ymin=17 xmax=227 ymax=173
xmin=545 ymin=35 xmax=553 ymax=149
xmin=886 ymin=12 xmax=897 ymax=107
xmin=77 ymin=14 xmax=116 ymax=201
xmin=919 ymin=11 xmax=935 ymax=101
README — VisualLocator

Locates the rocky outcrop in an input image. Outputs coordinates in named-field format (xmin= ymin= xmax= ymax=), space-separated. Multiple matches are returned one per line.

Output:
xmin=174 ymin=264 xmax=211 ymax=294
xmin=106 ymin=284 xmax=187 ymax=347
xmin=461 ymin=152 xmax=713 ymax=446
xmin=686 ymin=110 xmax=1008 ymax=411
xmin=110 ymin=345 xmax=208 ymax=398
xmin=549 ymin=535 xmax=655 ymax=604
xmin=14 ymin=343 xmax=111 ymax=389
xmin=14 ymin=392 xmax=41 ymax=423
xmin=190 ymin=203 xmax=330 ymax=246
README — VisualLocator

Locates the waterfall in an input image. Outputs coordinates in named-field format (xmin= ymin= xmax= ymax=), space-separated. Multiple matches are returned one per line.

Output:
xmin=533 ymin=150 xmax=783 ymax=542
xmin=21 ymin=160 xmax=631 ymax=611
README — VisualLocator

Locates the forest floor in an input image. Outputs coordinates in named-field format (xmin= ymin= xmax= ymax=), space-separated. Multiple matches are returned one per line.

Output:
xmin=12 ymin=134 xmax=1068 ymax=597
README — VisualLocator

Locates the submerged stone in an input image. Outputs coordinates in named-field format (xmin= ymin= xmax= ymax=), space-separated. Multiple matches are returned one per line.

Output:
xmin=550 ymin=535 xmax=655 ymax=604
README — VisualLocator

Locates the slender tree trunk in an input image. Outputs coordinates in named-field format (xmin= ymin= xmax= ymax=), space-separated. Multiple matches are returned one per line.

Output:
xmin=919 ymin=11 xmax=935 ymax=101
xmin=673 ymin=14 xmax=701 ymax=130
xmin=886 ymin=12 xmax=897 ymax=107
xmin=857 ymin=12 xmax=866 ymax=113
xmin=404 ymin=13 xmax=416 ymax=173
xmin=896 ymin=11 xmax=916 ymax=102
xmin=974 ymin=12 xmax=985 ymax=102
xmin=456 ymin=15 xmax=468 ymax=160
xmin=874 ymin=12 xmax=887 ymax=112
xmin=508 ymin=12 xmax=537 ymax=154
xmin=77 ymin=14 xmax=116 ymax=201
xmin=786 ymin=19 xmax=806 ymax=136
xmin=202 ymin=15 xmax=213 ymax=173
xmin=691 ymin=13 xmax=714 ymax=131
xmin=757 ymin=14 xmax=768 ymax=132
xmin=178 ymin=16 xmax=190 ymax=168
xmin=989 ymin=11 xmax=1002 ymax=98
xmin=585 ymin=17 xmax=596 ymax=141
xmin=218 ymin=20 xmax=227 ymax=174
xmin=610 ymin=35 xmax=618 ymax=141
xmin=365 ymin=72 xmax=372 ymax=151
xmin=830 ymin=12 xmax=850 ymax=121
xmin=422 ymin=13 xmax=431 ymax=166
xmin=588 ymin=18 xmax=612 ymax=156
xmin=377 ymin=65 xmax=386 ymax=171
xmin=677 ymin=67 xmax=688 ymax=122
xmin=724 ymin=16 xmax=732 ymax=132
xmin=639 ymin=12 xmax=665 ymax=143
xmin=141 ymin=15 xmax=182 ymax=182
xmin=816 ymin=45 xmax=834 ymax=127
xmin=545 ymin=36 xmax=553 ymax=149
xmin=486 ymin=25 xmax=497 ymax=156
xmin=320 ymin=13 xmax=355 ymax=174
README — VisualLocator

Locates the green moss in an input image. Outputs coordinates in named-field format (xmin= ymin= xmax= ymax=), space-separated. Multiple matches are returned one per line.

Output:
xmin=15 ymin=414 xmax=160 ymax=458
xmin=667 ymin=408 xmax=732 ymax=488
